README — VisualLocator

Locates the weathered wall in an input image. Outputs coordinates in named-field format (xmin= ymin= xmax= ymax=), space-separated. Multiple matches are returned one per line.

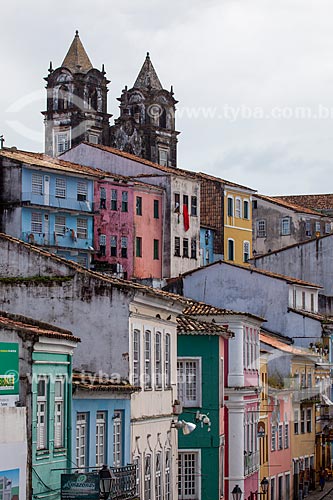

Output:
xmin=182 ymin=263 xmax=323 ymax=345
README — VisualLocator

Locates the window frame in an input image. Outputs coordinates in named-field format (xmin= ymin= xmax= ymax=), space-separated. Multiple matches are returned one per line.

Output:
xmin=113 ymin=410 xmax=123 ymax=467
xmin=191 ymin=196 xmax=198 ymax=217
xmin=32 ymin=173 xmax=43 ymax=195
xmin=177 ymin=357 xmax=202 ymax=407
xmin=31 ymin=212 xmax=43 ymax=233
xmin=110 ymin=235 xmax=117 ymax=257
xmin=174 ymin=237 xmax=181 ymax=257
xmin=55 ymin=177 xmax=66 ymax=199
xmin=76 ymin=412 xmax=88 ymax=468
xmin=243 ymin=240 xmax=250 ymax=263
xmin=227 ymin=238 xmax=235 ymax=261
xmin=243 ymin=199 xmax=249 ymax=219
xmin=136 ymin=196 xmax=142 ymax=216
xmin=96 ymin=411 xmax=107 ymax=467
xmin=257 ymin=219 xmax=267 ymax=238
xmin=165 ymin=333 xmax=171 ymax=389
xmin=77 ymin=181 xmax=88 ymax=202
xmin=121 ymin=191 xmax=128 ymax=212
xmin=111 ymin=189 xmax=117 ymax=211
xmin=153 ymin=239 xmax=159 ymax=260
xmin=235 ymin=197 xmax=242 ymax=218
xmin=144 ymin=330 xmax=152 ymax=390
xmin=121 ymin=236 xmax=128 ymax=258
xmin=37 ymin=377 xmax=48 ymax=451
xmin=54 ymin=378 xmax=65 ymax=449
xmin=178 ymin=450 xmax=200 ymax=500
xmin=183 ymin=238 xmax=189 ymax=258
xmin=281 ymin=216 xmax=291 ymax=236
xmin=136 ymin=236 xmax=142 ymax=258
xmin=133 ymin=329 xmax=141 ymax=386
xmin=153 ymin=199 xmax=159 ymax=219
xmin=77 ymin=218 xmax=88 ymax=239
xmin=155 ymin=331 xmax=162 ymax=389
xmin=191 ymin=238 xmax=197 ymax=259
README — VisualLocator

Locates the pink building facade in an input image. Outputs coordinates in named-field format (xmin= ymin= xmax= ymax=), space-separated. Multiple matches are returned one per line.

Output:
xmin=94 ymin=178 xmax=163 ymax=279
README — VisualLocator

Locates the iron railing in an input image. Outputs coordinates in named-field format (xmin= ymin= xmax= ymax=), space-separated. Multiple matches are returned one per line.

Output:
xmin=244 ymin=450 xmax=259 ymax=476
xmin=109 ymin=465 xmax=138 ymax=500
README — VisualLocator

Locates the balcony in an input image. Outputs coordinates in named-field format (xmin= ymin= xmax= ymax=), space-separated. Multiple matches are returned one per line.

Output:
xmin=109 ymin=465 xmax=138 ymax=500
xmin=244 ymin=450 xmax=259 ymax=476
xmin=22 ymin=231 xmax=92 ymax=251
xmin=21 ymin=192 xmax=94 ymax=212
xmin=293 ymin=387 xmax=321 ymax=404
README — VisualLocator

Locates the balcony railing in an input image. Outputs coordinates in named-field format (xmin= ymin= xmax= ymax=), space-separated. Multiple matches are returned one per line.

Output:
xmin=22 ymin=192 xmax=94 ymax=212
xmin=244 ymin=450 xmax=259 ymax=476
xmin=22 ymin=231 xmax=92 ymax=250
xmin=293 ymin=387 xmax=321 ymax=404
xmin=109 ymin=465 xmax=138 ymax=500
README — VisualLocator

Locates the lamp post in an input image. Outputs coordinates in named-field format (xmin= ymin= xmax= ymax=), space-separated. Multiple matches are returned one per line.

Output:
xmin=232 ymin=484 xmax=243 ymax=500
xmin=99 ymin=465 xmax=113 ymax=500
xmin=261 ymin=477 xmax=269 ymax=497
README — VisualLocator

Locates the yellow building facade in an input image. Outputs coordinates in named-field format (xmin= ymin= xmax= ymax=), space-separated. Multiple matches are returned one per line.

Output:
xmin=224 ymin=185 xmax=253 ymax=265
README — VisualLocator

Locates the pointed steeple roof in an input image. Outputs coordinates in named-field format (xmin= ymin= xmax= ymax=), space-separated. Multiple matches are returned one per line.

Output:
xmin=62 ymin=31 xmax=93 ymax=73
xmin=133 ymin=53 xmax=163 ymax=90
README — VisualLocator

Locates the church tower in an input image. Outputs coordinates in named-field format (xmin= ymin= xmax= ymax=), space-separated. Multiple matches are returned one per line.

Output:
xmin=42 ymin=31 xmax=111 ymax=156
xmin=110 ymin=53 xmax=179 ymax=167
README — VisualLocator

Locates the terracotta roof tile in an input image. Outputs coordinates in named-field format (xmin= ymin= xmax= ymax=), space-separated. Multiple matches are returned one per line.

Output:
xmin=276 ymin=194 xmax=333 ymax=212
xmin=177 ymin=315 xmax=232 ymax=336
xmin=0 ymin=310 xmax=80 ymax=342
xmin=288 ymin=308 xmax=333 ymax=324
xmin=260 ymin=331 xmax=317 ymax=357
xmin=0 ymin=149 xmax=105 ymax=178
xmin=197 ymin=171 xmax=256 ymax=192
xmin=183 ymin=302 xmax=264 ymax=322
xmin=255 ymin=194 xmax=324 ymax=216
xmin=72 ymin=371 xmax=139 ymax=392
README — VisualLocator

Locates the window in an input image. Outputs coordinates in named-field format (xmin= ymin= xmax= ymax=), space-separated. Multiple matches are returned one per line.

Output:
xmin=278 ymin=424 xmax=283 ymax=450
xmin=121 ymin=237 xmax=128 ymax=258
xmin=183 ymin=195 xmax=189 ymax=209
xmin=315 ymin=221 xmax=321 ymax=233
xmin=165 ymin=334 xmax=171 ymax=388
xmin=77 ymin=218 xmax=88 ymax=239
xmin=243 ymin=241 xmax=250 ymax=263
xmin=77 ymin=181 xmax=88 ymax=201
xmin=284 ymin=423 xmax=289 ymax=448
xmin=110 ymin=236 xmax=117 ymax=257
xmin=165 ymin=450 xmax=171 ymax=500
xmin=174 ymin=237 xmax=181 ymax=257
xmin=121 ymin=191 xmax=128 ymax=212
xmin=154 ymin=200 xmax=159 ymax=219
xmin=227 ymin=196 xmax=234 ymax=217
xmin=177 ymin=358 xmax=201 ymax=407
xmin=325 ymin=222 xmax=331 ymax=234
xmin=99 ymin=234 xmax=106 ymax=256
xmin=306 ymin=219 xmax=312 ymax=236
xmin=133 ymin=329 xmax=140 ymax=386
xmin=96 ymin=411 xmax=106 ymax=467
xmin=281 ymin=217 xmax=290 ymax=235
xmin=136 ymin=237 xmax=142 ymax=258
xmin=159 ymin=149 xmax=168 ymax=166
xmin=302 ymin=291 xmax=306 ymax=309
xmin=191 ymin=238 xmax=197 ymax=259
xmin=31 ymin=212 xmax=42 ymax=233
xmin=88 ymin=134 xmax=98 ymax=144
xmin=54 ymin=215 xmax=66 ymax=236
xmin=113 ymin=411 xmax=122 ymax=467
xmin=191 ymin=196 xmax=197 ymax=216
xmin=54 ymin=178 xmax=67 ymax=200
xmin=100 ymin=188 xmax=106 ymax=209
xmin=257 ymin=219 xmax=266 ymax=238
xmin=153 ymin=239 xmax=159 ymax=260
xmin=294 ymin=410 xmax=299 ymax=434
xmin=183 ymin=238 xmax=189 ymax=258
xmin=136 ymin=196 xmax=142 ymax=216
xmin=174 ymin=193 xmax=180 ymax=213
xmin=76 ymin=413 xmax=88 ymax=468
xmin=37 ymin=378 xmax=48 ymax=450
xmin=278 ymin=476 xmax=283 ymax=500
xmin=270 ymin=477 xmax=275 ymax=500
xmin=111 ymin=190 xmax=117 ymax=211
xmin=178 ymin=451 xmax=200 ymax=500
xmin=54 ymin=379 xmax=64 ymax=448
xmin=285 ymin=474 xmax=290 ymax=500
xmin=301 ymin=409 xmax=305 ymax=434
xmin=144 ymin=455 xmax=152 ymax=500
xmin=307 ymin=373 xmax=312 ymax=388
xmin=271 ymin=425 xmax=276 ymax=451
xmin=228 ymin=239 xmax=234 ymax=261
xmin=155 ymin=332 xmax=162 ymax=389
xmin=235 ymin=197 xmax=242 ymax=218
xmin=133 ymin=455 xmax=141 ymax=497
xmin=155 ymin=452 xmax=162 ymax=500
xmin=55 ymin=131 xmax=70 ymax=155
xmin=311 ymin=294 xmax=314 ymax=312
xmin=144 ymin=330 xmax=152 ymax=389
xmin=32 ymin=174 xmax=43 ymax=195
xmin=306 ymin=408 xmax=312 ymax=433
xmin=244 ymin=200 xmax=249 ymax=219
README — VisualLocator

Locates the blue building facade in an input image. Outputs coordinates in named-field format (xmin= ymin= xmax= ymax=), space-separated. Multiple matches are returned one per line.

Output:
xmin=72 ymin=390 xmax=131 ymax=470
xmin=200 ymin=227 xmax=215 ymax=266
xmin=0 ymin=150 xmax=98 ymax=267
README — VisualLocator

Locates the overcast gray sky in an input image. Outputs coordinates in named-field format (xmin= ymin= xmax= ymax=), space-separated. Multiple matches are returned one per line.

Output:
xmin=2 ymin=0 xmax=333 ymax=195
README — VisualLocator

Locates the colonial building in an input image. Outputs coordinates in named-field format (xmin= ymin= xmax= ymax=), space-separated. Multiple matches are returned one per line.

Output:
xmin=0 ymin=232 xmax=185 ymax=500
xmin=252 ymin=194 xmax=333 ymax=256
xmin=276 ymin=194 xmax=333 ymax=217
xmin=0 ymin=148 xmax=102 ymax=267
xmin=43 ymin=32 xmax=179 ymax=168
xmin=0 ymin=310 xmax=80 ymax=500
xmin=62 ymin=142 xmax=201 ymax=279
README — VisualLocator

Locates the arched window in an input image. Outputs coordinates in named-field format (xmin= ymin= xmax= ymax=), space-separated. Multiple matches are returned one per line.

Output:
xmin=159 ymin=108 xmax=167 ymax=128
xmin=58 ymin=86 xmax=69 ymax=111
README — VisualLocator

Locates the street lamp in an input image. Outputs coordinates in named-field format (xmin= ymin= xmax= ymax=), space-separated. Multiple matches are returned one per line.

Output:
xmin=99 ymin=465 xmax=113 ymax=500
xmin=261 ymin=477 xmax=269 ymax=495
xmin=232 ymin=484 xmax=243 ymax=500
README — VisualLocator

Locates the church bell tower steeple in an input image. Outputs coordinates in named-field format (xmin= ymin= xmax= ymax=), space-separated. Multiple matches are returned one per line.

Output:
xmin=110 ymin=53 xmax=179 ymax=167
xmin=42 ymin=31 xmax=111 ymax=156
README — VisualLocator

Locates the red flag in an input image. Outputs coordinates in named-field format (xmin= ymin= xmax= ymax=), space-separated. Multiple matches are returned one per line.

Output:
xmin=183 ymin=204 xmax=190 ymax=231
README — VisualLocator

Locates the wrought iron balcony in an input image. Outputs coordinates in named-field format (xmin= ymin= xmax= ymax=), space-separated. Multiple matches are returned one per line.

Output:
xmin=109 ymin=465 xmax=138 ymax=500
xmin=244 ymin=450 xmax=259 ymax=476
